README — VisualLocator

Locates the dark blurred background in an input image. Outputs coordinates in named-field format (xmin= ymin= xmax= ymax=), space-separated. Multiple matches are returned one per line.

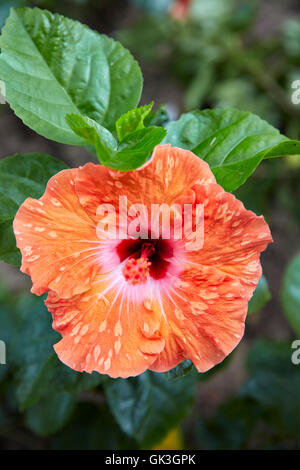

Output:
xmin=0 ymin=0 xmax=300 ymax=450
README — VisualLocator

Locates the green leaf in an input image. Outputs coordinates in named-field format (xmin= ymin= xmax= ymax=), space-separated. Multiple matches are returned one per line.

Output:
xmin=144 ymin=104 xmax=170 ymax=127
xmin=100 ymin=34 xmax=143 ymax=131
xmin=165 ymin=109 xmax=300 ymax=191
xmin=0 ymin=196 xmax=19 ymax=222
xmin=0 ymin=221 xmax=21 ymax=266
xmin=66 ymin=113 xmax=117 ymax=163
xmin=104 ymin=370 xmax=197 ymax=448
xmin=0 ymin=153 xmax=67 ymax=266
xmin=165 ymin=360 xmax=193 ymax=380
xmin=66 ymin=112 xmax=166 ymax=170
xmin=0 ymin=7 xmax=142 ymax=145
xmin=248 ymin=274 xmax=271 ymax=314
xmin=108 ymin=126 xmax=167 ymax=171
xmin=116 ymin=102 xmax=153 ymax=141
xmin=281 ymin=252 xmax=300 ymax=337
xmin=24 ymin=392 xmax=76 ymax=437
xmin=0 ymin=153 xmax=67 ymax=206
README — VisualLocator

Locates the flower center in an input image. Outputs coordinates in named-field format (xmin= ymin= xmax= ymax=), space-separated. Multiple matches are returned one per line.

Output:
xmin=117 ymin=238 xmax=174 ymax=283
xmin=122 ymin=256 xmax=151 ymax=285
xmin=122 ymin=242 xmax=156 ymax=285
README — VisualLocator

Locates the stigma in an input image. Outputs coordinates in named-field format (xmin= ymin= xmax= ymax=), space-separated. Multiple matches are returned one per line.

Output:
xmin=122 ymin=256 xmax=152 ymax=285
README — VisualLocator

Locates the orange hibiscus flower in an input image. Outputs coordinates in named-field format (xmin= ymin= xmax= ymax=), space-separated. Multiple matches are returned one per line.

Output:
xmin=13 ymin=145 xmax=272 ymax=378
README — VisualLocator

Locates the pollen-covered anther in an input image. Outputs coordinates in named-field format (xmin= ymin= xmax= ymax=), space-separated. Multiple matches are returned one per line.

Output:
xmin=122 ymin=257 xmax=151 ymax=285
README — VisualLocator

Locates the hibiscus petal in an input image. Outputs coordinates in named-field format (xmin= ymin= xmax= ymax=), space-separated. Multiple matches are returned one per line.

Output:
xmin=150 ymin=264 xmax=253 ymax=373
xmin=185 ymin=183 xmax=272 ymax=286
xmin=13 ymin=169 xmax=101 ymax=297
xmin=45 ymin=272 xmax=165 ymax=378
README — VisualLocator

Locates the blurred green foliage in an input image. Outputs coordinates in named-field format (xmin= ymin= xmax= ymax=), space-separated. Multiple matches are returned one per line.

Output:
xmin=197 ymin=340 xmax=300 ymax=449
xmin=281 ymin=251 xmax=300 ymax=337
xmin=131 ymin=0 xmax=173 ymax=14
xmin=120 ymin=0 xmax=300 ymax=141
xmin=248 ymin=275 xmax=271 ymax=315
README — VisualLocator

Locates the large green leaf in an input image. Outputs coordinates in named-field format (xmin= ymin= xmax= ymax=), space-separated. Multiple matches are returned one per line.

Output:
xmin=104 ymin=370 xmax=197 ymax=448
xmin=66 ymin=113 xmax=117 ymax=163
xmin=0 ymin=220 xmax=21 ymax=266
xmin=100 ymin=34 xmax=143 ymax=131
xmin=0 ymin=153 xmax=67 ymax=207
xmin=0 ymin=7 xmax=143 ymax=144
xmin=0 ymin=153 xmax=67 ymax=266
xmin=281 ymin=252 xmax=300 ymax=337
xmin=165 ymin=109 xmax=300 ymax=191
